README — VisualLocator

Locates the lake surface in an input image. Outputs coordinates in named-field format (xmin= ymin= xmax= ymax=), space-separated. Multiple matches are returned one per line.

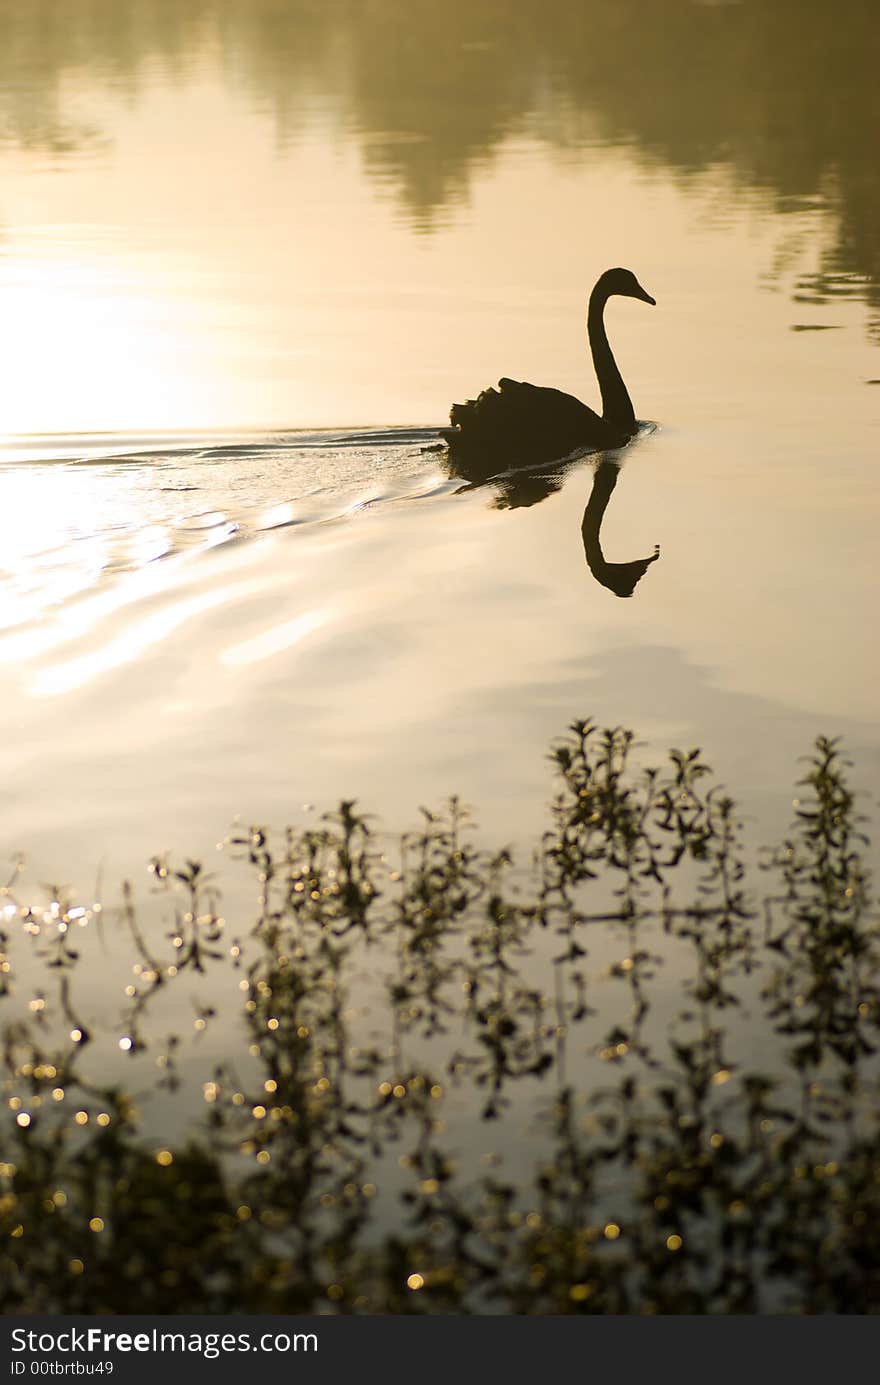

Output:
xmin=1 ymin=0 xmax=878 ymax=916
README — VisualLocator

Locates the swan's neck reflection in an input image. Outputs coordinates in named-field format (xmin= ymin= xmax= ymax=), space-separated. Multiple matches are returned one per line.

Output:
xmin=582 ymin=460 xmax=659 ymax=598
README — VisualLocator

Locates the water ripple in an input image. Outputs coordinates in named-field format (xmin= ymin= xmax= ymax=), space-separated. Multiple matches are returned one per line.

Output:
xmin=0 ymin=426 xmax=451 ymax=672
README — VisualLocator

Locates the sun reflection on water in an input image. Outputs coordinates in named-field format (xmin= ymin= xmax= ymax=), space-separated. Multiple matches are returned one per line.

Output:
xmin=220 ymin=610 xmax=328 ymax=668
xmin=30 ymin=580 xmax=263 ymax=697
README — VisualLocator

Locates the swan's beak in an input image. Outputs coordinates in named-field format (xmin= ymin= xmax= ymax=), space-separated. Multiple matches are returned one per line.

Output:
xmin=633 ymin=283 xmax=656 ymax=306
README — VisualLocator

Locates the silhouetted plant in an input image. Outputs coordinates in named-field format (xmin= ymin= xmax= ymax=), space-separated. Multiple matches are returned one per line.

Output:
xmin=1 ymin=722 xmax=877 ymax=1312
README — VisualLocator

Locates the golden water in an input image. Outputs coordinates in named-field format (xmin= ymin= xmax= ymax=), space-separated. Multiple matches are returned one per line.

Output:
xmin=1 ymin=0 xmax=878 ymax=902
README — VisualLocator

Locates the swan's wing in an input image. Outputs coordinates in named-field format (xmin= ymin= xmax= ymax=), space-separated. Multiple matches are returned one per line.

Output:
xmin=498 ymin=379 xmax=603 ymax=430
xmin=444 ymin=379 xmax=603 ymax=462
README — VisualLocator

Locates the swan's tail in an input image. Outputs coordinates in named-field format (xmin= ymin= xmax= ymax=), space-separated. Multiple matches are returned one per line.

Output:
xmin=442 ymin=381 xmax=521 ymax=449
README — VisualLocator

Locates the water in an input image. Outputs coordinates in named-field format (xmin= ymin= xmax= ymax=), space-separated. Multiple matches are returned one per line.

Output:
xmin=1 ymin=0 xmax=878 ymax=918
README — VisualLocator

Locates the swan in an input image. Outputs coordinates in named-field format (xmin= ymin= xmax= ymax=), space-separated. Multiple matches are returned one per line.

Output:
xmin=441 ymin=267 xmax=655 ymax=465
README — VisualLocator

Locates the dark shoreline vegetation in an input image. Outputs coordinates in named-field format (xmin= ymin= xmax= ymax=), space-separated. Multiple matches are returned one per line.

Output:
xmin=1 ymin=0 xmax=878 ymax=334
xmin=2 ymin=721 xmax=878 ymax=1314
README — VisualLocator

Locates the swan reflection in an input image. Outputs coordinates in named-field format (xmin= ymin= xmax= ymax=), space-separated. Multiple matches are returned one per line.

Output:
xmin=582 ymin=460 xmax=659 ymax=598
xmin=446 ymin=450 xmax=660 ymax=599
xmin=444 ymin=451 xmax=570 ymax=509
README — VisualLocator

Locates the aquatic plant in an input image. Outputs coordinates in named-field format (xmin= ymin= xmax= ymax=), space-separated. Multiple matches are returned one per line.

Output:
xmin=1 ymin=724 xmax=877 ymax=1313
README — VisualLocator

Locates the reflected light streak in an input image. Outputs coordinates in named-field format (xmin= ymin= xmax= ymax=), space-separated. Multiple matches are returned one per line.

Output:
xmin=30 ymin=581 xmax=261 ymax=696
xmin=0 ymin=522 xmax=263 ymax=665
xmin=0 ymin=552 xmax=182 ymax=664
xmin=220 ymin=610 xmax=327 ymax=667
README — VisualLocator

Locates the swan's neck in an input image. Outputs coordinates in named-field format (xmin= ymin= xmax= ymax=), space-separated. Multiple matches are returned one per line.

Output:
xmin=582 ymin=461 xmax=660 ymax=599
xmin=588 ymin=287 xmax=636 ymax=432
xmin=582 ymin=460 xmax=619 ymax=571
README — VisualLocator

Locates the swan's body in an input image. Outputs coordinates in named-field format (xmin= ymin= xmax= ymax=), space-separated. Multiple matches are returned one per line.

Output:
xmin=442 ymin=268 xmax=655 ymax=466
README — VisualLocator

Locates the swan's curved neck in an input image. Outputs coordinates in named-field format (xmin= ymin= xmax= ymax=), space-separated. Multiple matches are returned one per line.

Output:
xmin=582 ymin=461 xmax=660 ymax=599
xmin=582 ymin=460 xmax=619 ymax=574
xmin=588 ymin=285 xmax=636 ymax=431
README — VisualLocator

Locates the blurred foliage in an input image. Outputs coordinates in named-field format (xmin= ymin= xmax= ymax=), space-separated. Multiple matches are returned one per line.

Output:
xmin=1 ymin=722 xmax=878 ymax=1313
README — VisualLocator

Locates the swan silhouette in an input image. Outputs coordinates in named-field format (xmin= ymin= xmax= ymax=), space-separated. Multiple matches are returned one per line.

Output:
xmin=442 ymin=267 xmax=655 ymax=466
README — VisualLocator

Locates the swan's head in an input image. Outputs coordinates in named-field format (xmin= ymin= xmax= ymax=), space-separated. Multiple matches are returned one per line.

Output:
xmin=600 ymin=267 xmax=656 ymax=306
